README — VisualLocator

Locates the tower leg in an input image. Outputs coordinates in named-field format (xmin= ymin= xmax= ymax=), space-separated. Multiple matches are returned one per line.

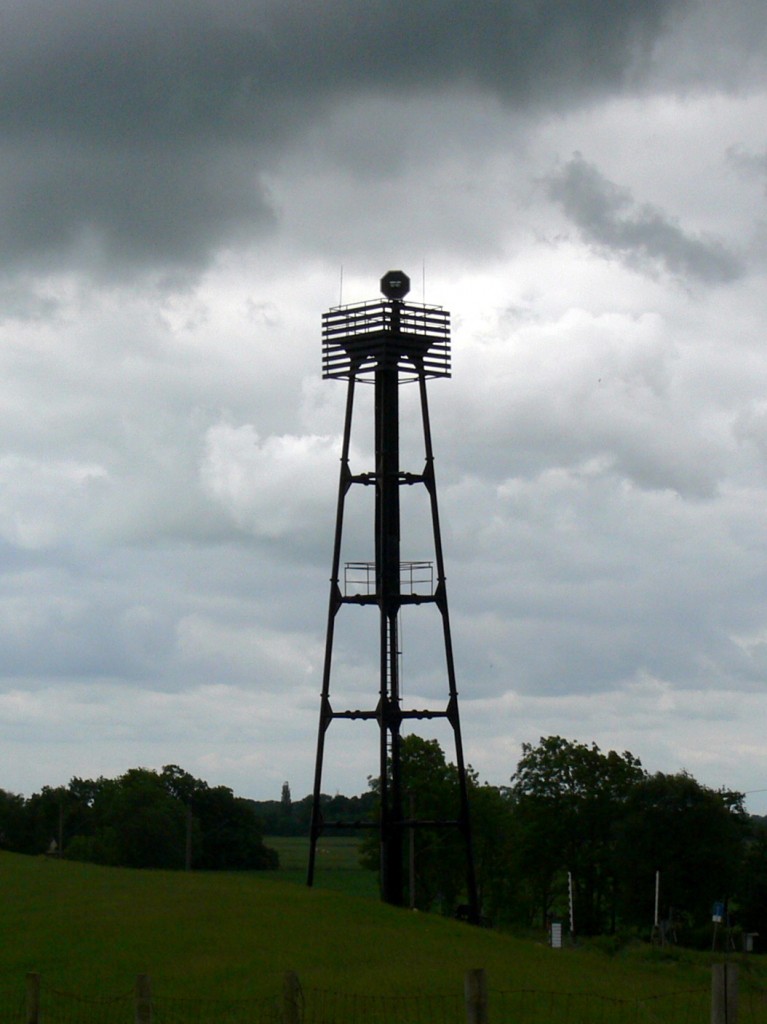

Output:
xmin=419 ymin=372 xmax=480 ymax=923
xmin=308 ymin=376 xmax=356 ymax=886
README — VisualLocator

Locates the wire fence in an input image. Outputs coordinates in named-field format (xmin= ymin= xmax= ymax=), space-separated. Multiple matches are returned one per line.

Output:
xmin=33 ymin=987 xmax=134 ymax=1024
xmin=300 ymin=988 xmax=464 ymax=1024
xmin=151 ymin=993 xmax=281 ymax=1024
xmin=6 ymin=968 xmax=767 ymax=1024
xmin=491 ymin=987 xmax=710 ymax=1024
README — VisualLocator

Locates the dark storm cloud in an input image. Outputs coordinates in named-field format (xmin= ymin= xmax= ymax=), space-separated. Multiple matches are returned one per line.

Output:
xmin=548 ymin=153 xmax=744 ymax=283
xmin=0 ymin=140 xmax=274 ymax=272
xmin=0 ymin=0 xmax=687 ymax=274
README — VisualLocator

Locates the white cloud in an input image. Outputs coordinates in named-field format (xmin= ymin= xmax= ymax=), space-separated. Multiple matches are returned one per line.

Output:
xmin=462 ymin=677 xmax=767 ymax=811
xmin=0 ymin=456 xmax=108 ymax=548
xmin=200 ymin=423 xmax=338 ymax=541
xmin=175 ymin=612 xmax=321 ymax=686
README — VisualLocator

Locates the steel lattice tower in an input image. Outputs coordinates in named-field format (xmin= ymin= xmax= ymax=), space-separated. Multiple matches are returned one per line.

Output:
xmin=307 ymin=271 xmax=478 ymax=920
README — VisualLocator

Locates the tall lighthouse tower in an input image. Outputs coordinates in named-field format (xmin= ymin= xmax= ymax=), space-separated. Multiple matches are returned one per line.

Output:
xmin=307 ymin=271 xmax=478 ymax=920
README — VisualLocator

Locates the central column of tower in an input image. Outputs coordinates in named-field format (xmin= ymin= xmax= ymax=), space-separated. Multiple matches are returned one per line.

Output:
xmin=376 ymin=299 xmax=404 ymax=905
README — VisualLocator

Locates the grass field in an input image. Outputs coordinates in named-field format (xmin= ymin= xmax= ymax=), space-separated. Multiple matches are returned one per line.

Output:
xmin=2 ymin=845 xmax=766 ymax=1020
xmin=266 ymin=834 xmax=379 ymax=898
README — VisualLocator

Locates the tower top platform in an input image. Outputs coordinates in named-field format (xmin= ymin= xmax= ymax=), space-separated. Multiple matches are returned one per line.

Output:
xmin=322 ymin=297 xmax=451 ymax=381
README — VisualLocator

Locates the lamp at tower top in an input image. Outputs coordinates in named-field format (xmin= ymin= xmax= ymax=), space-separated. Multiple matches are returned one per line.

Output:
xmin=380 ymin=270 xmax=410 ymax=300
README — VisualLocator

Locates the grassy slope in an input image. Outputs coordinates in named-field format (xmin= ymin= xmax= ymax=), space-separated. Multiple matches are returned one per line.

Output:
xmin=0 ymin=849 xmax=755 ymax=1004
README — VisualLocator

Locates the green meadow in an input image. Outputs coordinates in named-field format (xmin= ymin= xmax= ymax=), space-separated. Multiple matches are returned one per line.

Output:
xmin=266 ymin=834 xmax=378 ymax=898
xmin=2 ymin=843 xmax=765 ymax=1017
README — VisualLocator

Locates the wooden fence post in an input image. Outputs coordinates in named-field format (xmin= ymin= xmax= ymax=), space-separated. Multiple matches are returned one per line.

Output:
xmin=25 ymin=973 xmax=40 ymax=1024
xmin=712 ymin=963 xmax=738 ymax=1024
xmin=136 ymin=973 xmax=152 ymax=1024
xmin=283 ymin=970 xmax=303 ymax=1024
xmin=465 ymin=968 xmax=488 ymax=1024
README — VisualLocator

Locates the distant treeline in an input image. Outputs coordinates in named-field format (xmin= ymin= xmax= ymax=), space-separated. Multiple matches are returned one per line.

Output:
xmin=249 ymin=782 xmax=376 ymax=836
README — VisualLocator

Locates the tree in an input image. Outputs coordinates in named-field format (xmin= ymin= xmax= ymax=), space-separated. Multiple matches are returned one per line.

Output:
xmin=159 ymin=764 xmax=200 ymax=804
xmin=738 ymin=817 xmax=767 ymax=939
xmin=614 ymin=771 xmax=747 ymax=934
xmin=399 ymin=736 xmax=471 ymax=911
xmin=0 ymin=788 xmax=27 ymax=850
xmin=69 ymin=768 xmax=187 ymax=868
xmin=60 ymin=766 xmax=278 ymax=871
xmin=510 ymin=736 xmax=645 ymax=933
xmin=465 ymin=781 xmax=518 ymax=925
xmin=193 ymin=785 xmax=277 ymax=869
xmin=360 ymin=735 xmax=482 ymax=913
xmin=22 ymin=785 xmax=74 ymax=856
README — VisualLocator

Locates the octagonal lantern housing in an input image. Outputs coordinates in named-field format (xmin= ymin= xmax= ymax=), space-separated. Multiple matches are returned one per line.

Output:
xmin=380 ymin=270 xmax=410 ymax=300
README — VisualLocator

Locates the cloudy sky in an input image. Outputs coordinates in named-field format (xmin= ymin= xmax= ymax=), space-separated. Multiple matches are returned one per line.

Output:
xmin=2 ymin=0 xmax=767 ymax=812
